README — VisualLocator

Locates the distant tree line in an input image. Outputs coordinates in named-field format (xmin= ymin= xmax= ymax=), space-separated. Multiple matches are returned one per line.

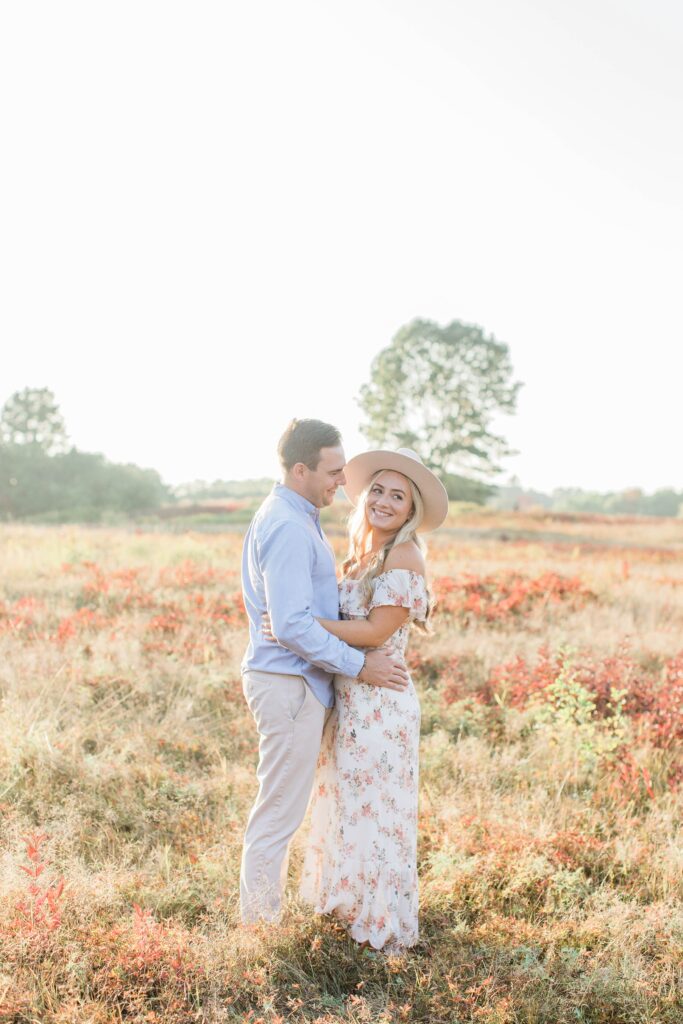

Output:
xmin=491 ymin=482 xmax=683 ymax=518
xmin=555 ymin=488 xmax=683 ymax=517
xmin=0 ymin=388 xmax=168 ymax=522
xmin=172 ymin=478 xmax=274 ymax=500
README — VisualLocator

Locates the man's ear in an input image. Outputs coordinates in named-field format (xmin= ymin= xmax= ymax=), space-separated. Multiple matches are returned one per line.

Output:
xmin=290 ymin=462 xmax=307 ymax=482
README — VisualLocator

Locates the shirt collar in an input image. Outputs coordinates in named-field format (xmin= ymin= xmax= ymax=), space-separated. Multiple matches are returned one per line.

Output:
xmin=274 ymin=482 xmax=321 ymax=524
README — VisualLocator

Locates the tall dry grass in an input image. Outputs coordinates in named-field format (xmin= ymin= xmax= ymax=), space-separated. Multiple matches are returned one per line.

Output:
xmin=0 ymin=516 xmax=682 ymax=1023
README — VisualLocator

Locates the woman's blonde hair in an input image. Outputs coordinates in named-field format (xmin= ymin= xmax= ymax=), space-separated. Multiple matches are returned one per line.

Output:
xmin=341 ymin=469 xmax=432 ymax=630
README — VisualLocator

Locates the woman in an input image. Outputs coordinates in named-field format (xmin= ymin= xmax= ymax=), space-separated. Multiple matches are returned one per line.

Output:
xmin=291 ymin=448 xmax=447 ymax=952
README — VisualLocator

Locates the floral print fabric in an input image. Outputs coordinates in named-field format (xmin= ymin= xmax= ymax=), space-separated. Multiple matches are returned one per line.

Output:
xmin=299 ymin=568 xmax=427 ymax=951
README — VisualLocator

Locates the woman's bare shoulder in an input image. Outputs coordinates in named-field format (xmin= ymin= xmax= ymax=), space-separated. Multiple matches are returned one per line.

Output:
xmin=384 ymin=540 xmax=426 ymax=575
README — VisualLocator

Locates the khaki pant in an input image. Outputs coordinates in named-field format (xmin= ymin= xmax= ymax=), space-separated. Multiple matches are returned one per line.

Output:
xmin=239 ymin=669 xmax=330 ymax=923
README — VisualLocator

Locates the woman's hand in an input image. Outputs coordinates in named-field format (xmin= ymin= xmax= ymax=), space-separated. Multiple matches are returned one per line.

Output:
xmin=261 ymin=611 xmax=277 ymax=642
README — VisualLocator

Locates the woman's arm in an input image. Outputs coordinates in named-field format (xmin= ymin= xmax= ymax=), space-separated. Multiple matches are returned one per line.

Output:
xmin=321 ymin=542 xmax=425 ymax=646
xmin=317 ymin=605 xmax=410 ymax=647
xmin=262 ymin=605 xmax=409 ymax=648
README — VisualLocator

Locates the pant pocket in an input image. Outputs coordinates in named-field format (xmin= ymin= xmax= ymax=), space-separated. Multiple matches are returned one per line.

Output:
xmin=288 ymin=677 xmax=308 ymax=722
xmin=243 ymin=673 xmax=266 ymax=717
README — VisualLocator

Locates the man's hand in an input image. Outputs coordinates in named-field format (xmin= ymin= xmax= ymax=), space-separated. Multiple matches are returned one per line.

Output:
xmin=263 ymin=612 xmax=409 ymax=691
xmin=261 ymin=611 xmax=277 ymax=642
xmin=358 ymin=649 xmax=409 ymax=692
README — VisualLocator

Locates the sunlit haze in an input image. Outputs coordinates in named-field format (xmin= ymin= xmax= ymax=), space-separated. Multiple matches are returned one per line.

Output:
xmin=2 ymin=0 xmax=681 ymax=492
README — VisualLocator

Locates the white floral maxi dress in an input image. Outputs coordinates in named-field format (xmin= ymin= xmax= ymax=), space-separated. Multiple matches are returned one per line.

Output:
xmin=299 ymin=568 xmax=427 ymax=951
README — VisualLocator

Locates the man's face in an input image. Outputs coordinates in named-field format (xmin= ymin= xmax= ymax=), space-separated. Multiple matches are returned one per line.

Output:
xmin=299 ymin=446 xmax=347 ymax=508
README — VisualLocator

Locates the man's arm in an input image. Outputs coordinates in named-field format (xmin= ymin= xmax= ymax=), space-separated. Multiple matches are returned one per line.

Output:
xmin=260 ymin=520 xmax=365 ymax=678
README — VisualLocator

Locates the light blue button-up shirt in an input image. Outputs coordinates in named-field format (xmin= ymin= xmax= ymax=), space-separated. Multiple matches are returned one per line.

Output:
xmin=241 ymin=483 xmax=365 ymax=707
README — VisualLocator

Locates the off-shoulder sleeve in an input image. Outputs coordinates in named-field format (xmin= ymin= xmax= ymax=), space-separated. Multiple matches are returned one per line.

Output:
xmin=368 ymin=568 xmax=428 ymax=622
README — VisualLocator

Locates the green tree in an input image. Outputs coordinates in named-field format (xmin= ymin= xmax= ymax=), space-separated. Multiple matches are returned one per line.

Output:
xmin=0 ymin=445 xmax=168 ymax=522
xmin=0 ymin=387 xmax=68 ymax=453
xmin=641 ymin=489 xmax=681 ymax=517
xmin=357 ymin=318 xmax=521 ymax=496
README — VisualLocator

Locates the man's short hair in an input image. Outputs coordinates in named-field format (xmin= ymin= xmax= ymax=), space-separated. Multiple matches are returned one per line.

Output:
xmin=278 ymin=418 xmax=342 ymax=472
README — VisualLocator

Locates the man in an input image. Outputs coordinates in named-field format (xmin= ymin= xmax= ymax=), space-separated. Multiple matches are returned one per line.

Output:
xmin=240 ymin=418 xmax=410 ymax=923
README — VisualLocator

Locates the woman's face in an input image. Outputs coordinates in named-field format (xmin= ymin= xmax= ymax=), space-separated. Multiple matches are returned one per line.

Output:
xmin=365 ymin=470 xmax=414 ymax=535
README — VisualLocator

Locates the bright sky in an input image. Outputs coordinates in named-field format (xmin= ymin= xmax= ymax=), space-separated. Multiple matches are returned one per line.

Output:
xmin=1 ymin=0 xmax=681 ymax=493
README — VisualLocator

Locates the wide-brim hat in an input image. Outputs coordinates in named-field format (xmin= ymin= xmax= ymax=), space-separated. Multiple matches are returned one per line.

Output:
xmin=343 ymin=448 xmax=449 ymax=532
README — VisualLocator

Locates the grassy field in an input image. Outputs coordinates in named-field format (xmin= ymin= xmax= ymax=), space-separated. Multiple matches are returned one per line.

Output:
xmin=0 ymin=509 xmax=682 ymax=1023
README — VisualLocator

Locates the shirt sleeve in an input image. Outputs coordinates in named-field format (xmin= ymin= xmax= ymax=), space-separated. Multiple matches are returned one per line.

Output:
xmin=368 ymin=569 xmax=428 ymax=622
xmin=259 ymin=520 xmax=365 ymax=678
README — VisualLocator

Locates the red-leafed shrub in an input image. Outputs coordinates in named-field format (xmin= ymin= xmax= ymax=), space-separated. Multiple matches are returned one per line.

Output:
xmin=0 ymin=596 xmax=43 ymax=636
xmin=487 ymin=646 xmax=683 ymax=759
xmin=54 ymin=607 xmax=112 ymax=644
xmin=432 ymin=571 xmax=595 ymax=626
xmin=7 ymin=832 xmax=65 ymax=937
